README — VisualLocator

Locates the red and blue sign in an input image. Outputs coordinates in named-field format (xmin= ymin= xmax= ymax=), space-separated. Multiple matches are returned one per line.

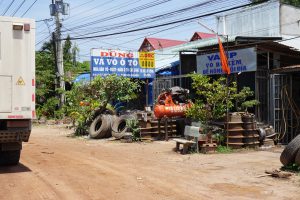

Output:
xmin=91 ymin=49 xmax=155 ymax=79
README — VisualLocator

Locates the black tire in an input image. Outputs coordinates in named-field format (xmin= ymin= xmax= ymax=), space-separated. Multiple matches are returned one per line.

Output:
xmin=0 ymin=150 xmax=21 ymax=166
xmin=258 ymin=128 xmax=266 ymax=141
xmin=112 ymin=115 xmax=136 ymax=139
xmin=104 ymin=115 xmax=117 ymax=138
xmin=280 ymin=134 xmax=300 ymax=166
xmin=295 ymin=148 xmax=300 ymax=166
xmin=89 ymin=115 xmax=111 ymax=139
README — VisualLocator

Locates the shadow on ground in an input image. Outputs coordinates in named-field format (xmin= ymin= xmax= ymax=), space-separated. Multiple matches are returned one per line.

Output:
xmin=0 ymin=163 xmax=31 ymax=174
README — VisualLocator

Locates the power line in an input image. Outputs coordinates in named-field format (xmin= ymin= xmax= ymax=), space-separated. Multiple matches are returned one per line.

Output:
xmin=36 ymin=18 xmax=53 ymax=23
xmin=21 ymin=0 xmax=38 ymax=17
xmin=11 ymin=0 xmax=26 ymax=16
xmin=62 ymin=0 xmax=247 ymax=37
xmin=65 ymin=0 xmax=213 ymax=35
xmin=64 ymin=0 xmax=170 ymax=32
xmin=61 ymin=0 xmax=225 ymax=36
xmin=65 ymin=1 xmax=265 ymax=41
xmin=62 ymin=0 xmax=126 ymax=25
xmin=2 ymin=0 xmax=16 ymax=15
xmin=71 ymin=0 xmax=95 ymax=10
xmin=41 ymin=0 xmax=119 ymax=37
xmin=63 ymin=0 xmax=135 ymax=25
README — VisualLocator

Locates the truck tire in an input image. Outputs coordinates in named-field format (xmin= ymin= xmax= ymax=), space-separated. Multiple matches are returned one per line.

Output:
xmin=0 ymin=150 xmax=21 ymax=166
xmin=89 ymin=115 xmax=111 ymax=139
xmin=258 ymin=128 xmax=266 ymax=141
xmin=280 ymin=134 xmax=300 ymax=166
xmin=294 ymin=148 xmax=300 ymax=166
xmin=104 ymin=115 xmax=117 ymax=138
xmin=112 ymin=115 xmax=135 ymax=139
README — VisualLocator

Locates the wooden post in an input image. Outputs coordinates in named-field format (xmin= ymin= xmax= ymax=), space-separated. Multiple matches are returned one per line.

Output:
xmin=158 ymin=118 xmax=161 ymax=138
xmin=145 ymin=78 xmax=149 ymax=107
xmin=164 ymin=117 xmax=169 ymax=141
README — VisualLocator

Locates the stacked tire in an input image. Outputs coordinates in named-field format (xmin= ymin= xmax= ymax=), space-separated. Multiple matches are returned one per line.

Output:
xmin=280 ymin=135 xmax=300 ymax=166
xmin=112 ymin=115 xmax=136 ymax=139
xmin=89 ymin=114 xmax=136 ymax=140
xmin=89 ymin=115 xmax=116 ymax=139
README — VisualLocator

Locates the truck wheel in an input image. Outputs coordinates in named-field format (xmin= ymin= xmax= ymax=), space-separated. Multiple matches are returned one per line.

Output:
xmin=295 ymin=148 xmax=300 ymax=166
xmin=0 ymin=150 xmax=21 ymax=166
xmin=104 ymin=115 xmax=117 ymax=138
xmin=280 ymin=134 xmax=300 ymax=166
xmin=112 ymin=115 xmax=135 ymax=139
xmin=89 ymin=115 xmax=110 ymax=139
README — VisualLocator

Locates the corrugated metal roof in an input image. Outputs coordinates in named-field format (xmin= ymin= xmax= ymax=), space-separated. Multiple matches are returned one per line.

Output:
xmin=139 ymin=38 xmax=186 ymax=51
xmin=271 ymin=65 xmax=300 ymax=73
xmin=190 ymin=32 xmax=216 ymax=41
xmin=171 ymin=36 xmax=236 ymax=52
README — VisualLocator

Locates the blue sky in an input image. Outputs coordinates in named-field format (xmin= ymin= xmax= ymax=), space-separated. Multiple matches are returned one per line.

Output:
xmin=0 ymin=0 xmax=249 ymax=61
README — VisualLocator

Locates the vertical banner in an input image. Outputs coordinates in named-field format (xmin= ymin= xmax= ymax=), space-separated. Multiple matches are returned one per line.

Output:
xmin=91 ymin=49 xmax=156 ymax=79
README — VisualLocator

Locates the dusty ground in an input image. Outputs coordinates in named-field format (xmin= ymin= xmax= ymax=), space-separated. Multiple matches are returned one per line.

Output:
xmin=0 ymin=125 xmax=299 ymax=200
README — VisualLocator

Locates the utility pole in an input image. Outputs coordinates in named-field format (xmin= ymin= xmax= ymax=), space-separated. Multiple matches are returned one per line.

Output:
xmin=49 ymin=0 xmax=69 ymax=107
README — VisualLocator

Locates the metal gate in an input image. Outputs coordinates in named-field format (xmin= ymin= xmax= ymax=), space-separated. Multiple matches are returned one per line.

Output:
xmin=269 ymin=74 xmax=296 ymax=143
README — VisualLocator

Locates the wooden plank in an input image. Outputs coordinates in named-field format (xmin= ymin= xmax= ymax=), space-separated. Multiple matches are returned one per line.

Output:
xmin=173 ymin=138 xmax=195 ymax=144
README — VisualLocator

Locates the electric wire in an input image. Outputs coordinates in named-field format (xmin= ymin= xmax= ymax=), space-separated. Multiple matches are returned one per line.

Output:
xmin=63 ymin=0 xmax=221 ymax=36
xmin=60 ymin=0 xmax=236 ymax=40
xmin=2 ymin=0 xmax=16 ymax=15
xmin=62 ymin=0 xmax=228 ymax=34
xmin=64 ymin=1 xmax=261 ymax=41
xmin=21 ymin=0 xmax=38 ymax=17
xmin=65 ymin=0 xmax=172 ymax=32
xmin=11 ymin=0 xmax=26 ymax=16
xmin=71 ymin=0 xmax=95 ymax=11
xmin=63 ymin=0 xmax=132 ymax=25
xmin=63 ymin=0 xmax=115 ymax=21
xmin=61 ymin=0 xmax=247 ymax=36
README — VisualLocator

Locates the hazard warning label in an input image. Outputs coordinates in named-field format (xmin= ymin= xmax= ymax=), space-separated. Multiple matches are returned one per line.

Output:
xmin=16 ymin=76 xmax=25 ymax=86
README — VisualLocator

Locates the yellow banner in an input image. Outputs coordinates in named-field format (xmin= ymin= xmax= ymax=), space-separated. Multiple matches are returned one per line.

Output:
xmin=139 ymin=52 xmax=155 ymax=68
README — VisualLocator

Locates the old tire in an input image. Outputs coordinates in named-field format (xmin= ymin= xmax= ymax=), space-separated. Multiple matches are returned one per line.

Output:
xmin=280 ymin=134 xmax=300 ymax=166
xmin=0 ymin=150 xmax=21 ymax=166
xmin=295 ymin=147 xmax=300 ymax=165
xmin=258 ymin=128 xmax=266 ymax=141
xmin=89 ymin=115 xmax=111 ymax=139
xmin=112 ymin=115 xmax=135 ymax=139
xmin=104 ymin=115 xmax=117 ymax=138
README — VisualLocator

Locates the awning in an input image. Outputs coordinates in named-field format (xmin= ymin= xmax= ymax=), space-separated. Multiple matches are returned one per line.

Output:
xmin=271 ymin=65 xmax=300 ymax=73
xmin=155 ymin=49 xmax=179 ymax=71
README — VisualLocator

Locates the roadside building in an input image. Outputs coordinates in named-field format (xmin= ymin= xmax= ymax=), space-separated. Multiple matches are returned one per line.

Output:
xmin=153 ymin=0 xmax=300 ymax=143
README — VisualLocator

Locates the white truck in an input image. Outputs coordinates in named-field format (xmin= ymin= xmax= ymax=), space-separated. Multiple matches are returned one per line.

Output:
xmin=0 ymin=16 xmax=35 ymax=165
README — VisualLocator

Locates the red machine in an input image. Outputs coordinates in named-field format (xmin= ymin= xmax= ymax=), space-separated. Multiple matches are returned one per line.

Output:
xmin=154 ymin=87 xmax=192 ymax=119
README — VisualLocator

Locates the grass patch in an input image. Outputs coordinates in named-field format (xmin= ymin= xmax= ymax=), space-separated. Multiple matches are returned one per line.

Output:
xmin=216 ymin=145 xmax=233 ymax=154
xmin=281 ymin=163 xmax=300 ymax=174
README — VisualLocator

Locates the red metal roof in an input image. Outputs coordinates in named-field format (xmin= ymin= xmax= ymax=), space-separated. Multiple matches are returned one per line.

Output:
xmin=190 ymin=32 xmax=215 ymax=41
xmin=139 ymin=37 xmax=186 ymax=51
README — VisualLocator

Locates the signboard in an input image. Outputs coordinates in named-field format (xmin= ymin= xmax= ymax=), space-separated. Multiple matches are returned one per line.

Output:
xmin=139 ymin=52 xmax=155 ymax=68
xmin=197 ymin=48 xmax=257 ymax=75
xmin=91 ymin=49 xmax=155 ymax=79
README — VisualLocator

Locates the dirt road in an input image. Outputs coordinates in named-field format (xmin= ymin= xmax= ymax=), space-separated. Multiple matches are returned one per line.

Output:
xmin=0 ymin=126 xmax=299 ymax=200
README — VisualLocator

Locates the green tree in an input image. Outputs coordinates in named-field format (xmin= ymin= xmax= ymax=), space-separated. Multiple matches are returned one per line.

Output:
xmin=186 ymin=74 xmax=237 ymax=127
xmin=35 ymin=38 xmax=57 ymax=118
xmin=63 ymin=35 xmax=72 ymax=64
xmin=65 ymin=74 xmax=140 ymax=135
xmin=36 ymin=36 xmax=91 ymax=119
